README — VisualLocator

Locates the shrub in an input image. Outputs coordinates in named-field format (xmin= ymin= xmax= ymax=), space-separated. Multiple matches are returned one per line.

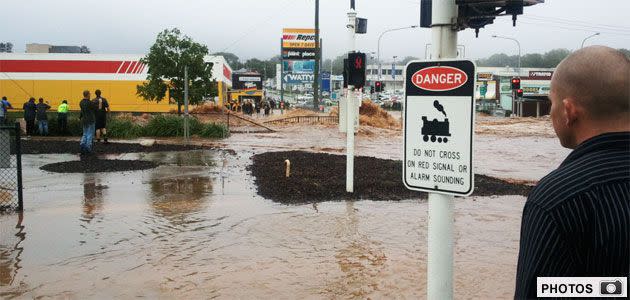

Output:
xmin=199 ymin=123 xmax=229 ymax=139
xmin=144 ymin=114 xmax=183 ymax=137
xmin=107 ymin=117 xmax=144 ymax=139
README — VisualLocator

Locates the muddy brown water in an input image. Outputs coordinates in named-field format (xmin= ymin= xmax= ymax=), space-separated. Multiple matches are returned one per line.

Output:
xmin=0 ymin=148 xmax=530 ymax=299
xmin=0 ymin=126 xmax=571 ymax=299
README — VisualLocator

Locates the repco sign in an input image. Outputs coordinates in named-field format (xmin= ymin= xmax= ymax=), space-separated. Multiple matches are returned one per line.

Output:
xmin=283 ymin=34 xmax=316 ymax=41
xmin=411 ymin=66 xmax=468 ymax=91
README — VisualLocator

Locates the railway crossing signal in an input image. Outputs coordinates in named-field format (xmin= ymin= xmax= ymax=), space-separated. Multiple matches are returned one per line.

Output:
xmin=403 ymin=60 xmax=476 ymax=196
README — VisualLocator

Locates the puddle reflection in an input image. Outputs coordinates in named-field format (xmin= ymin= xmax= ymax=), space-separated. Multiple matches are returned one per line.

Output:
xmin=81 ymin=174 xmax=106 ymax=224
xmin=0 ymin=213 xmax=25 ymax=286
xmin=139 ymin=150 xmax=217 ymax=167
xmin=148 ymin=169 xmax=214 ymax=224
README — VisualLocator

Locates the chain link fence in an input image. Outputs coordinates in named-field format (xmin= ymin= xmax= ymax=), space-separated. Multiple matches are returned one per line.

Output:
xmin=0 ymin=123 xmax=22 ymax=213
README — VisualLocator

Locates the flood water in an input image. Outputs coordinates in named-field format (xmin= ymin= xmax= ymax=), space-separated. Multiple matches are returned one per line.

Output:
xmin=0 ymin=130 xmax=568 ymax=299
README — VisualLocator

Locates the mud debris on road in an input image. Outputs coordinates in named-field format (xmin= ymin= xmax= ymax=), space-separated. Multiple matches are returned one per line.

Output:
xmin=249 ymin=151 xmax=533 ymax=204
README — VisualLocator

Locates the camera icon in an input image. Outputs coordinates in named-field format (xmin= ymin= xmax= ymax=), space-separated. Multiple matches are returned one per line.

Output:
xmin=600 ymin=280 xmax=623 ymax=295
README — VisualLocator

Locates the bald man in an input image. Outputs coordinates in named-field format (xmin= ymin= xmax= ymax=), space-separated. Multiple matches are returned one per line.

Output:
xmin=515 ymin=46 xmax=630 ymax=299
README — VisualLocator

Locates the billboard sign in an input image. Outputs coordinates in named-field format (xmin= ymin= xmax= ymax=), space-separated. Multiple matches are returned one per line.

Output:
xmin=282 ymin=73 xmax=314 ymax=84
xmin=282 ymin=28 xmax=316 ymax=49
xmin=528 ymin=70 xmax=553 ymax=80
xmin=321 ymin=72 xmax=331 ymax=92
xmin=282 ymin=60 xmax=314 ymax=74
xmin=232 ymin=73 xmax=262 ymax=90
xmin=282 ymin=48 xmax=316 ymax=60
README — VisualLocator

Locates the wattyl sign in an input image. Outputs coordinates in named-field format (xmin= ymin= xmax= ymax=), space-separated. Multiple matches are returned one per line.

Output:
xmin=283 ymin=73 xmax=314 ymax=84
xmin=411 ymin=66 xmax=468 ymax=92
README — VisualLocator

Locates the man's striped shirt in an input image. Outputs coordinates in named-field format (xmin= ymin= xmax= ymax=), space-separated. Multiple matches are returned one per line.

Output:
xmin=515 ymin=132 xmax=630 ymax=299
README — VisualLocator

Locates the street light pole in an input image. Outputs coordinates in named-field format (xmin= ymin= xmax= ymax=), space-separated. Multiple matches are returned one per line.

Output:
xmin=377 ymin=26 xmax=418 ymax=81
xmin=581 ymin=32 xmax=600 ymax=48
xmin=491 ymin=35 xmax=521 ymax=75
xmin=492 ymin=35 xmax=521 ymax=116
xmin=313 ymin=0 xmax=320 ymax=109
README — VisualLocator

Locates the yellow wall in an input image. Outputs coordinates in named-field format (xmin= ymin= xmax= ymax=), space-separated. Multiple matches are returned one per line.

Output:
xmin=0 ymin=79 xmax=176 ymax=112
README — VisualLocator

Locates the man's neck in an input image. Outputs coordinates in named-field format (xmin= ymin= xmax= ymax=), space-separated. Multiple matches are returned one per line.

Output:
xmin=574 ymin=117 xmax=630 ymax=146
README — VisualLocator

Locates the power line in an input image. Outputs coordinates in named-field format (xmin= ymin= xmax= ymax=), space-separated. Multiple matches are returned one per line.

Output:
xmin=522 ymin=16 xmax=630 ymax=33
xmin=218 ymin=0 xmax=304 ymax=53
xmin=527 ymin=14 xmax=630 ymax=31
xmin=517 ymin=20 xmax=630 ymax=37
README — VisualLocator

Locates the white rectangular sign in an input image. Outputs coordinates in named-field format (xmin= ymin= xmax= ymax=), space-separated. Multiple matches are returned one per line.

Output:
xmin=403 ymin=60 xmax=476 ymax=196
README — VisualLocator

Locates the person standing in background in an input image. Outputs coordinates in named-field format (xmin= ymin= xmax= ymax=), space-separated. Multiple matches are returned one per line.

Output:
xmin=36 ymin=98 xmax=51 ymax=136
xmin=57 ymin=100 xmax=69 ymax=135
xmin=93 ymin=90 xmax=110 ymax=144
xmin=79 ymin=90 xmax=96 ymax=155
xmin=22 ymin=97 xmax=37 ymax=137
xmin=1 ymin=96 xmax=13 ymax=125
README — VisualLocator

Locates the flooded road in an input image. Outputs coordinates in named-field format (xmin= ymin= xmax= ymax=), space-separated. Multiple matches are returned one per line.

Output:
xmin=0 ymin=148 xmax=529 ymax=299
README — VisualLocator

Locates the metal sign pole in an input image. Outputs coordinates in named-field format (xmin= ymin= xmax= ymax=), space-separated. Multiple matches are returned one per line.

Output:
xmin=428 ymin=0 xmax=457 ymax=299
xmin=346 ymin=6 xmax=357 ymax=193
xmin=184 ymin=66 xmax=190 ymax=143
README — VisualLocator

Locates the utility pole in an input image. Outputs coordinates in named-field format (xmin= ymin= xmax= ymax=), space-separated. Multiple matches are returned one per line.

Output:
xmin=427 ymin=0 xmax=457 ymax=299
xmin=313 ymin=0 xmax=320 ymax=109
xmin=280 ymin=38 xmax=285 ymax=114
xmin=183 ymin=66 xmax=190 ymax=143
xmin=346 ymin=0 xmax=357 ymax=193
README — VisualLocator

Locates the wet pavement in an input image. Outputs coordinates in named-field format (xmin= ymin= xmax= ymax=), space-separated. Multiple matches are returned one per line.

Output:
xmin=0 ymin=124 xmax=571 ymax=299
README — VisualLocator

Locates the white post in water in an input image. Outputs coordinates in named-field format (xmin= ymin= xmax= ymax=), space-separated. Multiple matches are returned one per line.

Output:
xmin=184 ymin=66 xmax=190 ymax=143
xmin=345 ymin=7 xmax=357 ymax=193
xmin=428 ymin=0 xmax=457 ymax=299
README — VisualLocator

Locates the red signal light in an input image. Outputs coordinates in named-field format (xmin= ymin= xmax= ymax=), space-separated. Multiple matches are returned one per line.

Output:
xmin=511 ymin=77 xmax=521 ymax=89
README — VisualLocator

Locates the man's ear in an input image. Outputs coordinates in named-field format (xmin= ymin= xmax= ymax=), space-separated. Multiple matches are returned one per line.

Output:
xmin=562 ymin=98 xmax=579 ymax=126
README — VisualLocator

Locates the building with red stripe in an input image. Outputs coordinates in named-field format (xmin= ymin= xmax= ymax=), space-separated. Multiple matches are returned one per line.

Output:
xmin=0 ymin=53 xmax=233 ymax=112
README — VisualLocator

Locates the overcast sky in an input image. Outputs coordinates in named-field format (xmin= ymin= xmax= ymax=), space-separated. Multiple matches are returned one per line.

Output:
xmin=3 ymin=0 xmax=629 ymax=62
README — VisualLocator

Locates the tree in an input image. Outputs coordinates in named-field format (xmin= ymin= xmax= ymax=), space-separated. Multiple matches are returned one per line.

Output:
xmin=476 ymin=53 xmax=518 ymax=68
xmin=80 ymin=45 xmax=91 ymax=53
xmin=0 ymin=42 xmax=13 ymax=53
xmin=617 ymin=48 xmax=630 ymax=59
xmin=542 ymin=48 xmax=571 ymax=68
xmin=137 ymin=28 xmax=216 ymax=114
xmin=240 ymin=56 xmax=281 ymax=80
xmin=521 ymin=53 xmax=545 ymax=68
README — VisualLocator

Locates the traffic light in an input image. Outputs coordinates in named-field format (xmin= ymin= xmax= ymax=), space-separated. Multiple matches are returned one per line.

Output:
xmin=370 ymin=86 xmax=375 ymax=94
xmin=511 ymin=77 xmax=521 ymax=89
xmin=516 ymin=88 xmax=523 ymax=97
xmin=346 ymin=52 xmax=366 ymax=88
xmin=375 ymin=81 xmax=382 ymax=92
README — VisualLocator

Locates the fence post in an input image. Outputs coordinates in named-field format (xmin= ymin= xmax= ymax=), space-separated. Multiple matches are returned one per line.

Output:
xmin=15 ymin=122 xmax=23 ymax=212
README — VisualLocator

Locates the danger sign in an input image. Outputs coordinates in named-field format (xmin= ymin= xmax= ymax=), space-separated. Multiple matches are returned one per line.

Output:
xmin=403 ymin=60 xmax=476 ymax=196
xmin=411 ymin=66 xmax=468 ymax=91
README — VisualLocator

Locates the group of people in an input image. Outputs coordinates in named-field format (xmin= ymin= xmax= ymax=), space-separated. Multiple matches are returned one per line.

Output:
xmin=0 ymin=89 xmax=110 ymax=155
xmin=230 ymin=98 xmax=278 ymax=117
xmin=22 ymin=97 xmax=52 ymax=136
xmin=79 ymin=89 xmax=110 ymax=155
xmin=240 ymin=99 xmax=272 ymax=116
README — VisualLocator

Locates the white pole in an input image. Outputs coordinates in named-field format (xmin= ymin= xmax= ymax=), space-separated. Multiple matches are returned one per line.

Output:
xmin=184 ymin=66 xmax=190 ymax=142
xmin=428 ymin=0 xmax=457 ymax=299
xmin=346 ymin=8 xmax=357 ymax=193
